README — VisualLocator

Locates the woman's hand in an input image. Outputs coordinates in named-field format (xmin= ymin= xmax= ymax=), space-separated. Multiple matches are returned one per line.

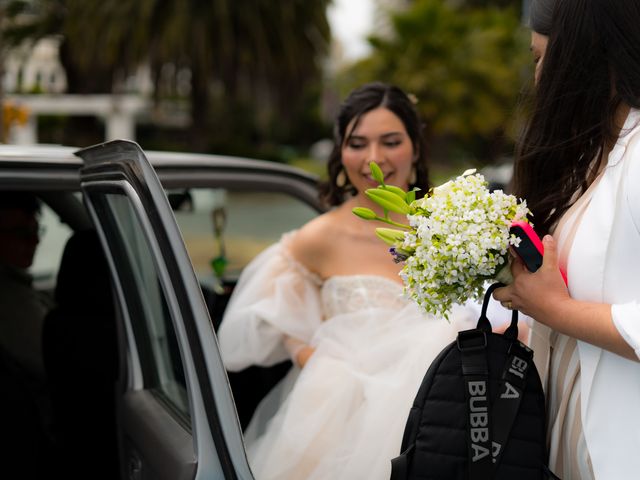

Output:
xmin=494 ymin=235 xmax=637 ymax=360
xmin=493 ymin=235 xmax=570 ymax=321
xmin=295 ymin=346 xmax=316 ymax=368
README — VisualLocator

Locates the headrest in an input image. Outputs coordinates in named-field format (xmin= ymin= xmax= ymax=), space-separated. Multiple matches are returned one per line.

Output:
xmin=55 ymin=229 xmax=114 ymax=313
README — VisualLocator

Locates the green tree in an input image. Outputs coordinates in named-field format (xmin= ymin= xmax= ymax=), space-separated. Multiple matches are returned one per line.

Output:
xmin=341 ymin=0 xmax=530 ymax=164
xmin=460 ymin=0 xmax=523 ymax=11
xmin=2 ymin=0 xmax=332 ymax=152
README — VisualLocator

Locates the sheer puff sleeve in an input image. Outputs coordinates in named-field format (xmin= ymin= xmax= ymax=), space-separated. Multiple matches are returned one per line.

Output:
xmin=218 ymin=233 xmax=323 ymax=371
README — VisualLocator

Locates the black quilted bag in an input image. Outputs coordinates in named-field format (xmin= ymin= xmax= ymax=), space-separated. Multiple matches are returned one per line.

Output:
xmin=390 ymin=283 xmax=560 ymax=480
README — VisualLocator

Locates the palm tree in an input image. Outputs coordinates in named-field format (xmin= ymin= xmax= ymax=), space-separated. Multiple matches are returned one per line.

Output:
xmin=2 ymin=0 xmax=332 ymax=150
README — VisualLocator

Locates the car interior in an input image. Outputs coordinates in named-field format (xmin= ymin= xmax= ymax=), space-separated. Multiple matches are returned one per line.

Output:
xmin=0 ymin=185 xmax=319 ymax=478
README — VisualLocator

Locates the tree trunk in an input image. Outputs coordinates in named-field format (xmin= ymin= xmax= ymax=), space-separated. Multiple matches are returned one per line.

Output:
xmin=59 ymin=40 xmax=114 ymax=94
xmin=0 ymin=7 xmax=6 ymax=142
xmin=189 ymin=64 xmax=210 ymax=152
xmin=0 ymin=60 xmax=5 ymax=143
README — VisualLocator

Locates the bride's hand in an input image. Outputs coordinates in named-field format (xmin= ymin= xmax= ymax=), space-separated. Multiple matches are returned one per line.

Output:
xmin=493 ymin=235 xmax=570 ymax=322
xmin=296 ymin=346 xmax=316 ymax=368
xmin=283 ymin=336 xmax=315 ymax=368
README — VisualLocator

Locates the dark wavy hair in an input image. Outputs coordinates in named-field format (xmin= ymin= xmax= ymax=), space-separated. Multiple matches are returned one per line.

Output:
xmin=514 ymin=0 xmax=640 ymax=235
xmin=319 ymin=82 xmax=429 ymax=207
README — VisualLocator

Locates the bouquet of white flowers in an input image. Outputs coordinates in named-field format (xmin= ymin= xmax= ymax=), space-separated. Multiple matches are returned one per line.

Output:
xmin=353 ymin=163 xmax=530 ymax=319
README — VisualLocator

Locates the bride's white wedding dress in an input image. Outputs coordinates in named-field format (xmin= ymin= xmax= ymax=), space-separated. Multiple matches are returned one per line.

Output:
xmin=218 ymin=233 xmax=479 ymax=480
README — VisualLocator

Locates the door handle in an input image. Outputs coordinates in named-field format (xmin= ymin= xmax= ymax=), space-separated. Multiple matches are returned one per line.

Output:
xmin=128 ymin=453 xmax=142 ymax=480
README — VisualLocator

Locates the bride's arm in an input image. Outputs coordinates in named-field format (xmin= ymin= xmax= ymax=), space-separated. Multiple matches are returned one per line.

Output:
xmin=218 ymin=236 xmax=324 ymax=371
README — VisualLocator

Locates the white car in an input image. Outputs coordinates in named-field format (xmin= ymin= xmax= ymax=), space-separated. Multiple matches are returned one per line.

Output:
xmin=0 ymin=140 xmax=323 ymax=479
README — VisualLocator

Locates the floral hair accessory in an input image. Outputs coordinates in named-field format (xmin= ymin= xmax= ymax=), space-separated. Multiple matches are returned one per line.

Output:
xmin=353 ymin=163 xmax=530 ymax=319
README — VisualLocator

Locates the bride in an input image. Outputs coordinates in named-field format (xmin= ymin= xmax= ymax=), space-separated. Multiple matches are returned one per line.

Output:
xmin=218 ymin=83 xmax=478 ymax=479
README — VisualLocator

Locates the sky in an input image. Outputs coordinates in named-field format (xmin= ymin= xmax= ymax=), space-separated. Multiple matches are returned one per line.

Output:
xmin=328 ymin=0 xmax=375 ymax=62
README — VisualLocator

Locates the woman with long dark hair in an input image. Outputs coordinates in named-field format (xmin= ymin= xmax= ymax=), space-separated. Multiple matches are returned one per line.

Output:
xmin=218 ymin=82 xmax=475 ymax=479
xmin=494 ymin=0 xmax=640 ymax=477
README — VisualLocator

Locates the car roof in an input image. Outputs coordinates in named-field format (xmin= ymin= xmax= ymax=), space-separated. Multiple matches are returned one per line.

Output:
xmin=0 ymin=144 xmax=81 ymax=164
xmin=0 ymin=143 xmax=317 ymax=179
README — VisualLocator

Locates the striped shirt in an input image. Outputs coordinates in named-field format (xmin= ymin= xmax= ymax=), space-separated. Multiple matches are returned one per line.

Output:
xmin=545 ymin=172 xmax=604 ymax=479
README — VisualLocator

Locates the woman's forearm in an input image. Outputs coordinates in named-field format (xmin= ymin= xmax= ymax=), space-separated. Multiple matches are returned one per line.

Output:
xmin=534 ymin=297 xmax=637 ymax=361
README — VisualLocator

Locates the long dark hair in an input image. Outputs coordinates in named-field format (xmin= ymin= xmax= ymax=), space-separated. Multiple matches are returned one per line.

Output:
xmin=319 ymin=82 xmax=429 ymax=207
xmin=514 ymin=0 xmax=640 ymax=235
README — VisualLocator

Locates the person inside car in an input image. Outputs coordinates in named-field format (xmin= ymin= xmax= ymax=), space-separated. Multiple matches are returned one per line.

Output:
xmin=0 ymin=191 xmax=55 ymax=473
xmin=0 ymin=191 xmax=52 ymax=381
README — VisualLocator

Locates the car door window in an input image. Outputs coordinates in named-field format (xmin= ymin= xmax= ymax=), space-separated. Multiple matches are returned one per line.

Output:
xmin=173 ymin=188 xmax=318 ymax=281
xmin=31 ymin=202 xmax=73 ymax=291
xmin=91 ymin=191 xmax=189 ymax=420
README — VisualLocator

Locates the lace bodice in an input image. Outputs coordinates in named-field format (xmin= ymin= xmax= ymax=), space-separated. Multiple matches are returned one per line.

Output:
xmin=321 ymin=275 xmax=408 ymax=318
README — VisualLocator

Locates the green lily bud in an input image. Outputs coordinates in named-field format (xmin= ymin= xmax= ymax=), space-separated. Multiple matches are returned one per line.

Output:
xmin=352 ymin=207 xmax=377 ymax=220
xmin=382 ymin=185 xmax=407 ymax=200
xmin=365 ymin=188 xmax=411 ymax=214
xmin=370 ymin=162 xmax=385 ymax=185
xmin=375 ymin=227 xmax=406 ymax=246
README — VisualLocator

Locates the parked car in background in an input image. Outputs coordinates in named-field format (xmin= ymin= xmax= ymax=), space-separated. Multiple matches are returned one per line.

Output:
xmin=481 ymin=160 xmax=514 ymax=192
xmin=0 ymin=140 xmax=323 ymax=479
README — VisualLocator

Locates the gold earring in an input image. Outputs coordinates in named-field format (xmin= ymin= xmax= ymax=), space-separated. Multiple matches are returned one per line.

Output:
xmin=408 ymin=166 xmax=417 ymax=185
xmin=336 ymin=169 xmax=348 ymax=188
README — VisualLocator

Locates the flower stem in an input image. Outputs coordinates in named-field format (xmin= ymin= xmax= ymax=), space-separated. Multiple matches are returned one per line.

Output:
xmin=376 ymin=216 xmax=411 ymax=229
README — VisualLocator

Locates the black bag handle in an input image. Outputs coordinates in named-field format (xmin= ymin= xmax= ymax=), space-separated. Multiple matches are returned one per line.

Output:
xmin=477 ymin=283 xmax=519 ymax=340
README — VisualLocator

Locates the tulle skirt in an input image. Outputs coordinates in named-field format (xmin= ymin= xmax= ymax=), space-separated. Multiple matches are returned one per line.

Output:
xmin=243 ymin=303 xmax=476 ymax=480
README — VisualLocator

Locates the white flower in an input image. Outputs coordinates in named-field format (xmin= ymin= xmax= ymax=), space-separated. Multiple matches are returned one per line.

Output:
xmin=397 ymin=170 xmax=530 ymax=320
xmin=431 ymin=180 xmax=453 ymax=196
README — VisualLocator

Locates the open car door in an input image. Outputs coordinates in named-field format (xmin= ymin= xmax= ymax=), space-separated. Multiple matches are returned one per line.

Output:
xmin=76 ymin=140 xmax=253 ymax=480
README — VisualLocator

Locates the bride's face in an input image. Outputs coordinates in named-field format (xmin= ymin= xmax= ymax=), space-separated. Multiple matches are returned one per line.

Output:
xmin=341 ymin=107 xmax=415 ymax=195
xmin=531 ymin=31 xmax=548 ymax=85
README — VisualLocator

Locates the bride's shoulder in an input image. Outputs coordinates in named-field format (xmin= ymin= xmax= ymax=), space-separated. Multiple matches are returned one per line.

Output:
xmin=289 ymin=210 xmax=343 ymax=271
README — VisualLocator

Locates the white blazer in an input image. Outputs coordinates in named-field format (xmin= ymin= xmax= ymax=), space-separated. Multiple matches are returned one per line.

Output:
xmin=533 ymin=109 xmax=640 ymax=478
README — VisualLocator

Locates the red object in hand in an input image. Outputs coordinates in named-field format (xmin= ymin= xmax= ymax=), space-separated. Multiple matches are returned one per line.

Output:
xmin=510 ymin=221 xmax=568 ymax=286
